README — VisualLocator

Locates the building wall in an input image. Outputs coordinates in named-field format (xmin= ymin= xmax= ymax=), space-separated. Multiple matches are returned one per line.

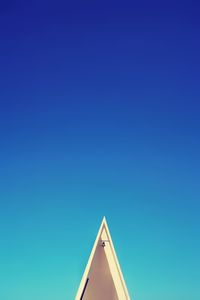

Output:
xmin=82 ymin=243 xmax=118 ymax=300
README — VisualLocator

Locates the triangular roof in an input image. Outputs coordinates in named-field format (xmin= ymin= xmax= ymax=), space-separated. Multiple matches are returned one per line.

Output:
xmin=75 ymin=217 xmax=130 ymax=300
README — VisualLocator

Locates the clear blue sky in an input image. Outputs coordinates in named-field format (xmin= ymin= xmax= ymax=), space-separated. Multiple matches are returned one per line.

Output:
xmin=0 ymin=1 xmax=200 ymax=299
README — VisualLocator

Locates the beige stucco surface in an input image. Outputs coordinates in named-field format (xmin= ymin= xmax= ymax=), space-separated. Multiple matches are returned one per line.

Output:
xmin=82 ymin=241 xmax=118 ymax=300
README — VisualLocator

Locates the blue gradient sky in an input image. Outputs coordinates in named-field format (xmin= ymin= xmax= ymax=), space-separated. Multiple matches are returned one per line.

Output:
xmin=0 ymin=1 xmax=200 ymax=299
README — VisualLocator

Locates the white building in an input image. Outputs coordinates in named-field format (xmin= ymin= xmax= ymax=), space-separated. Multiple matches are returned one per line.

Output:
xmin=75 ymin=217 xmax=131 ymax=300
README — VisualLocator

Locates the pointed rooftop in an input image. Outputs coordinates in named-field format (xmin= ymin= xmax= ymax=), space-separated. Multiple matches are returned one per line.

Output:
xmin=75 ymin=217 xmax=130 ymax=300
